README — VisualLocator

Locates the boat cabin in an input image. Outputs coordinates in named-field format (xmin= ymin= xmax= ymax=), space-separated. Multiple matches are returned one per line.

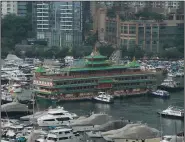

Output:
xmin=37 ymin=114 xmax=72 ymax=126
xmin=47 ymin=128 xmax=74 ymax=141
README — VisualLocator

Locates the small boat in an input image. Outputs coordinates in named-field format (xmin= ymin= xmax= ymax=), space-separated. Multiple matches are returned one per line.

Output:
xmin=158 ymin=77 xmax=183 ymax=92
xmin=157 ymin=106 xmax=184 ymax=119
xmin=160 ymin=135 xmax=184 ymax=142
xmin=86 ymin=131 xmax=102 ymax=138
xmin=160 ymin=135 xmax=174 ymax=142
xmin=93 ymin=92 xmax=114 ymax=104
xmin=1 ymin=102 xmax=31 ymax=118
xmin=1 ymin=92 xmax=14 ymax=104
xmin=151 ymin=90 xmax=170 ymax=98
xmin=9 ymin=83 xmax=22 ymax=93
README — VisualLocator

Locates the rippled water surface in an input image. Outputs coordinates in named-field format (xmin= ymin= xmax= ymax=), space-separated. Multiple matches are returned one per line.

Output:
xmin=20 ymin=89 xmax=184 ymax=135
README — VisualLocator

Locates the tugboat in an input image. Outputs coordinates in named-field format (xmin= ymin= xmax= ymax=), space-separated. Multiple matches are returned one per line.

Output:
xmin=151 ymin=90 xmax=170 ymax=98
xmin=93 ymin=92 xmax=114 ymax=104
xmin=157 ymin=106 xmax=184 ymax=119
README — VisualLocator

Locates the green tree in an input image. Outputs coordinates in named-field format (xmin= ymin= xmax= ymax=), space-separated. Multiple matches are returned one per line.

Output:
xmin=2 ymin=14 xmax=34 ymax=47
xmin=145 ymin=51 xmax=154 ymax=58
xmin=127 ymin=45 xmax=145 ymax=59
xmin=1 ymin=14 xmax=35 ymax=58
xmin=120 ymin=45 xmax=128 ymax=57
xmin=55 ymin=47 xmax=70 ymax=59
xmin=107 ymin=8 xmax=116 ymax=18
xmin=135 ymin=8 xmax=165 ymax=20
xmin=84 ymin=32 xmax=98 ymax=46
xmin=98 ymin=45 xmax=115 ymax=57
xmin=160 ymin=48 xmax=183 ymax=59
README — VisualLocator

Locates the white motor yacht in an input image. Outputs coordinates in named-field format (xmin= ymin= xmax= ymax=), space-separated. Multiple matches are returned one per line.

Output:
xmin=37 ymin=114 xmax=72 ymax=127
xmin=93 ymin=92 xmax=114 ymax=103
xmin=20 ymin=106 xmax=78 ymax=122
xmin=159 ymin=77 xmax=183 ymax=92
xmin=35 ymin=128 xmax=81 ymax=142
xmin=47 ymin=106 xmax=78 ymax=119
xmin=5 ymin=125 xmax=24 ymax=139
xmin=157 ymin=106 xmax=184 ymax=119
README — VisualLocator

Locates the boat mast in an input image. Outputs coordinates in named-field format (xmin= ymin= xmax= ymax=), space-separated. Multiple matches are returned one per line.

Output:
xmin=160 ymin=113 xmax=163 ymax=140
xmin=0 ymin=52 xmax=1 ymax=141
xmin=175 ymin=121 xmax=177 ymax=142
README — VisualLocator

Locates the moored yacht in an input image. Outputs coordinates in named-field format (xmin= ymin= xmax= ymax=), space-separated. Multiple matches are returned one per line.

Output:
xmin=47 ymin=106 xmax=78 ymax=119
xmin=151 ymin=90 xmax=170 ymax=98
xmin=158 ymin=77 xmax=183 ymax=92
xmin=36 ymin=128 xmax=81 ymax=142
xmin=1 ymin=102 xmax=30 ymax=118
xmin=157 ymin=106 xmax=184 ymax=119
xmin=93 ymin=92 xmax=114 ymax=104
xmin=9 ymin=83 xmax=22 ymax=93
xmin=20 ymin=106 xmax=78 ymax=122
xmin=1 ymin=91 xmax=14 ymax=104
xmin=37 ymin=114 xmax=72 ymax=127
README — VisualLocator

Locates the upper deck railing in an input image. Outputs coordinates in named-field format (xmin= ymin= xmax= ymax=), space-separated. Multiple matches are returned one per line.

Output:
xmin=37 ymin=70 xmax=156 ymax=80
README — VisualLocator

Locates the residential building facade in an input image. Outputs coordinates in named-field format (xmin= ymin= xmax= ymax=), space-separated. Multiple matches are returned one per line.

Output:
xmin=105 ymin=15 xmax=183 ymax=53
xmin=59 ymin=1 xmax=83 ymax=47
xmin=1 ymin=1 xmax=17 ymax=17
xmin=36 ymin=2 xmax=52 ymax=40
xmin=34 ymin=1 xmax=83 ymax=48
xmin=17 ymin=1 xmax=32 ymax=17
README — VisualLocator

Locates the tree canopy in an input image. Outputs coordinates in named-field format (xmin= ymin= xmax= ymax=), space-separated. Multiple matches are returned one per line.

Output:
xmin=1 ymin=14 xmax=35 ymax=57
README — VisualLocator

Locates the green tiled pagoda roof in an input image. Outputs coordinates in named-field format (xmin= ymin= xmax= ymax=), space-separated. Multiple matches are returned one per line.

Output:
xmin=35 ymin=66 xmax=46 ymax=73
xmin=126 ymin=60 xmax=140 ymax=68
xmin=85 ymin=54 xmax=107 ymax=59
xmin=98 ymin=79 xmax=114 ymax=83
xmin=85 ymin=50 xmax=107 ymax=59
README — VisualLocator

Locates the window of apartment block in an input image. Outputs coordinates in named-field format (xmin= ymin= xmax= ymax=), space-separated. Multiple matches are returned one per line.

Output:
xmin=152 ymin=40 xmax=157 ymax=44
xmin=7 ymin=8 xmax=11 ymax=11
xmin=124 ymin=39 xmax=128 ymax=45
xmin=129 ymin=39 xmax=136 ymax=45
xmin=124 ymin=26 xmax=128 ymax=34
xmin=139 ymin=40 xmax=144 ymax=44
xmin=121 ymin=26 xmax=124 ymax=33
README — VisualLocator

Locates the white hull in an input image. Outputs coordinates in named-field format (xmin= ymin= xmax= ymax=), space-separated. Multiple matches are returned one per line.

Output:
xmin=93 ymin=97 xmax=113 ymax=103
xmin=47 ymin=137 xmax=81 ymax=142
xmin=13 ymin=88 xmax=22 ymax=93
xmin=37 ymin=137 xmax=81 ymax=142
xmin=38 ymin=120 xmax=70 ymax=127
xmin=151 ymin=92 xmax=169 ymax=97
xmin=86 ymin=131 xmax=102 ymax=138
xmin=9 ymin=88 xmax=22 ymax=93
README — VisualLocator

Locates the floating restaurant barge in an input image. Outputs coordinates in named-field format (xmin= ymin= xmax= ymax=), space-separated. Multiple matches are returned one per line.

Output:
xmin=33 ymin=49 xmax=159 ymax=102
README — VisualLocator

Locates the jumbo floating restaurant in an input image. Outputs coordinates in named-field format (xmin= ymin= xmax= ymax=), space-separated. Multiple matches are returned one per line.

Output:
xmin=33 ymin=48 xmax=159 ymax=102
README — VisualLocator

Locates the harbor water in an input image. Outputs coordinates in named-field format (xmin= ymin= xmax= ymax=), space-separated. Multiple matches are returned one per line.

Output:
xmin=18 ymin=89 xmax=184 ymax=139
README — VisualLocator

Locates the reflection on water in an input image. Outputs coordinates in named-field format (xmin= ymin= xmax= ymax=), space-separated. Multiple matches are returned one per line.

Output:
xmin=33 ymin=91 xmax=184 ymax=135
xmin=161 ymin=118 xmax=184 ymax=134
xmin=95 ymin=103 xmax=111 ymax=112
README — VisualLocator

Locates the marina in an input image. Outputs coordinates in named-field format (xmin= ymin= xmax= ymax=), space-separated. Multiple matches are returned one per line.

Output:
xmin=0 ymin=52 xmax=184 ymax=142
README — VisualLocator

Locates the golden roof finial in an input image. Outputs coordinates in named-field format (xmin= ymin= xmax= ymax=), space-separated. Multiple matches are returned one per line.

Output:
xmin=133 ymin=56 xmax=136 ymax=61
xmin=95 ymin=45 xmax=97 ymax=53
